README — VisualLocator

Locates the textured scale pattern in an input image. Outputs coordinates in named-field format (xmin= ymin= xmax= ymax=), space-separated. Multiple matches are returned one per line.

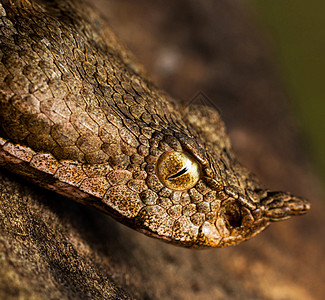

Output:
xmin=0 ymin=0 xmax=310 ymax=247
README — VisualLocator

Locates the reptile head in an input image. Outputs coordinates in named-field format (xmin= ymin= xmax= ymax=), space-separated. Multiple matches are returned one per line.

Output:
xmin=134 ymin=103 xmax=310 ymax=247
xmin=0 ymin=0 xmax=310 ymax=248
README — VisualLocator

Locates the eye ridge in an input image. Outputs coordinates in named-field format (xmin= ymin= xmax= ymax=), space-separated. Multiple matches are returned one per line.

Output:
xmin=168 ymin=164 xmax=190 ymax=180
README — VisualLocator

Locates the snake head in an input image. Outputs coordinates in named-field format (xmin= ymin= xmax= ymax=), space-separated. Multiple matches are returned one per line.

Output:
xmin=134 ymin=141 xmax=310 ymax=248
xmin=0 ymin=0 xmax=310 ymax=249
xmin=133 ymin=105 xmax=310 ymax=248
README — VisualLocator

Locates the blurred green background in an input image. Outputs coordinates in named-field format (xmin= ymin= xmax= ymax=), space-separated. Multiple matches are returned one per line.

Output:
xmin=251 ymin=1 xmax=325 ymax=186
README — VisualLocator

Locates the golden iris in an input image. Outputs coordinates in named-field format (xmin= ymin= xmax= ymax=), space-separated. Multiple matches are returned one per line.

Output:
xmin=156 ymin=151 xmax=201 ymax=191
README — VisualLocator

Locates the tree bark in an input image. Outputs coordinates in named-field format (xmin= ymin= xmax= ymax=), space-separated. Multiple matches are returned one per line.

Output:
xmin=1 ymin=1 xmax=324 ymax=299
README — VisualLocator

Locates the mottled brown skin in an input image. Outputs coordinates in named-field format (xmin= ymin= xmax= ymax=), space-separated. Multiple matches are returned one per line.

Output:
xmin=0 ymin=0 xmax=310 ymax=248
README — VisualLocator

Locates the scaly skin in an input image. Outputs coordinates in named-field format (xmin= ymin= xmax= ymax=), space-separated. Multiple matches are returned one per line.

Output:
xmin=0 ymin=0 xmax=310 ymax=247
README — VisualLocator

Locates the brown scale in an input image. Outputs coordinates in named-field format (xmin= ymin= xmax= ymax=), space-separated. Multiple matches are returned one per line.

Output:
xmin=0 ymin=0 xmax=310 ymax=248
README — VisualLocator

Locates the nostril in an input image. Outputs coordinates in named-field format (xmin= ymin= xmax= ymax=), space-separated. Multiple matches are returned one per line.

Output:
xmin=224 ymin=210 xmax=242 ymax=228
xmin=222 ymin=200 xmax=242 ymax=228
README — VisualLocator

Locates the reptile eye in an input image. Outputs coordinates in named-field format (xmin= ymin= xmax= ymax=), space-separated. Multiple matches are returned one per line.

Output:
xmin=156 ymin=151 xmax=201 ymax=191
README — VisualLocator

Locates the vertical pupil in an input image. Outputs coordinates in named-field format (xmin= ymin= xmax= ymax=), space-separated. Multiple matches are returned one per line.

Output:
xmin=168 ymin=164 xmax=190 ymax=179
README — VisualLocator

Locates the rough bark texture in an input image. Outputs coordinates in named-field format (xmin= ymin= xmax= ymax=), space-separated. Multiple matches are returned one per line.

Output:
xmin=0 ymin=0 xmax=324 ymax=299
